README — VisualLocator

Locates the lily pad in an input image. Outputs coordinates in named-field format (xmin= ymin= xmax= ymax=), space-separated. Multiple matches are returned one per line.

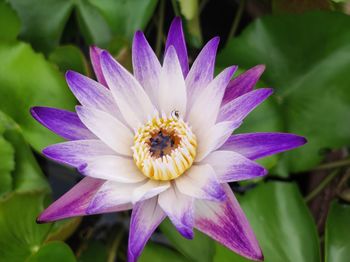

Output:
xmin=214 ymin=182 xmax=320 ymax=262
xmin=0 ymin=41 xmax=76 ymax=151
xmin=49 ymin=45 xmax=90 ymax=75
xmin=0 ymin=0 xmax=20 ymax=41
xmin=325 ymin=201 xmax=350 ymax=262
xmin=217 ymin=12 xmax=350 ymax=173
xmin=160 ymin=219 xmax=215 ymax=262
xmin=139 ymin=243 xmax=189 ymax=262
xmin=27 ymin=241 xmax=76 ymax=262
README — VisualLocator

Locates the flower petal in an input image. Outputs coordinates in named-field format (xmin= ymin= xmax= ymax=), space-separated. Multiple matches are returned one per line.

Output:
xmin=79 ymin=155 xmax=145 ymax=183
xmin=37 ymin=177 xmax=131 ymax=222
xmin=30 ymin=106 xmax=95 ymax=140
xmin=158 ymin=46 xmax=187 ymax=116
xmin=132 ymin=179 xmax=170 ymax=204
xmin=128 ymin=197 xmax=166 ymax=262
xmin=132 ymin=31 xmax=161 ymax=107
xmin=76 ymin=106 xmax=133 ymax=156
xmin=220 ymin=132 xmax=307 ymax=160
xmin=222 ymin=65 xmax=265 ymax=105
xmin=186 ymin=37 xmax=220 ymax=108
xmin=158 ymin=185 xmax=194 ymax=239
xmin=43 ymin=139 xmax=116 ymax=168
xmin=100 ymin=50 xmax=155 ymax=128
xmin=165 ymin=17 xmax=189 ymax=77
xmin=90 ymin=46 xmax=107 ymax=86
xmin=201 ymin=150 xmax=267 ymax=183
xmin=195 ymin=184 xmax=263 ymax=261
xmin=66 ymin=70 xmax=123 ymax=118
xmin=217 ymin=88 xmax=273 ymax=123
xmin=195 ymin=121 xmax=240 ymax=162
xmin=187 ymin=66 xmax=237 ymax=133
xmin=87 ymin=180 xmax=141 ymax=214
xmin=176 ymin=164 xmax=225 ymax=201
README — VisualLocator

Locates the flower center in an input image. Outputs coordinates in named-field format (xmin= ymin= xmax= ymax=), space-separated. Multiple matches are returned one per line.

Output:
xmin=132 ymin=113 xmax=197 ymax=181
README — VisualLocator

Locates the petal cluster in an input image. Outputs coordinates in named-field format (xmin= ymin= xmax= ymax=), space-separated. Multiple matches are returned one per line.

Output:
xmin=31 ymin=17 xmax=306 ymax=262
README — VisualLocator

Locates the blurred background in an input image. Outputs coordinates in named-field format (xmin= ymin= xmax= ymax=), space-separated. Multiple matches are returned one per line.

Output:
xmin=0 ymin=0 xmax=350 ymax=261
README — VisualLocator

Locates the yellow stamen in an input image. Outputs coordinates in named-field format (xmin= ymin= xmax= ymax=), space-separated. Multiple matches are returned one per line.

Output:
xmin=132 ymin=114 xmax=197 ymax=181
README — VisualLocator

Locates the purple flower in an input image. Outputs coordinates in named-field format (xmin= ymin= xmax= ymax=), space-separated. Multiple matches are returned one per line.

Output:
xmin=31 ymin=17 xmax=306 ymax=262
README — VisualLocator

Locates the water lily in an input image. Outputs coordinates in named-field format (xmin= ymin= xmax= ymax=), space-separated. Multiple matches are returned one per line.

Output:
xmin=31 ymin=17 xmax=306 ymax=262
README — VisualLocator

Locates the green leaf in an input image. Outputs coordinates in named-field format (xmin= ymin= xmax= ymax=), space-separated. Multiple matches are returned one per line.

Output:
xmin=0 ymin=41 xmax=76 ymax=151
xmin=0 ymin=136 xmax=14 ymax=196
xmin=28 ymin=241 xmax=76 ymax=262
xmin=88 ymin=0 xmax=158 ymax=41
xmin=8 ymin=0 xmax=74 ymax=53
xmin=160 ymin=219 xmax=215 ymax=262
xmin=215 ymin=182 xmax=320 ymax=262
xmin=272 ymin=0 xmax=330 ymax=13
xmin=217 ymin=12 xmax=350 ymax=173
xmin=325 ymin=201 xmax=350 ymax=262
xmin=0 ymin=0 xmax=20 ymax=41
xmin=0 ymin=192 xmax=52 ymax=261
xmin=46 ymin=217 xmax=82 ymax=242
xmin=139 ymin=243 xmax=189 ymax=262
xmin=0 ymin=111 xmax=50 ymax=193
xmin=75 ymin=0 xmax=111 ymax=48
xmin=49 ymin=45 xmax=90 ymax=75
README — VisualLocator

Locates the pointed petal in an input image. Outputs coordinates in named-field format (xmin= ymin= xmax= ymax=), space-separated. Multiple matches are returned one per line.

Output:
xmin=132 ymin=179 xmax=170 ymax=204
xmin=195 ymin=121 xmax=240 ymax=162
xmin=132 ymin=31 xmax=161 ymax=107
xmin=217 ymin=88 xmax=273 ymax=123
xmin=30 ymin=107 xmax=95 ymax=140
xmin=187 ymin=66 xmax=236 ymax=133
xmin=220 ymin=132 xmax=307 ymax=160
xmin=222 ymin=65 xmax=265 ymax=105
xmin=43 ymin=139 xmax=116 ymax=168
xmin=90 ymin=46 xmax=107 ymax=86
xmin=76 ymin=106 xmax=133 ymax=156
xmin=195 ymin=184 xmax=263 ymax=261
xmin=79 ymin=155 xmax=145 ymax=183
xmin=101 ymin=51 xmax=155 ymax=128
xmin=158 ymin=46 xmax=187 ymax=116
xmin=201 ymin=151 xmax=267 ymax=182
xmin=87 ymin=180 xmax=141 ymax=214
xmin=66 ymin=70 xmax=122 ymax=118
xmin=128 ymin=198 xmax=166 ymax=262
xmin=37 ymin=177 xmax=131 ymax=222
xmin=165 ymin=17 xmax=189 ymax=77
xmin=176 ymin=164 xmax=225 ymax=201
xmin=186 ymin=37 xmax=220 ymax=107
xmin=158 ymin=185 xmax=194 ymax=239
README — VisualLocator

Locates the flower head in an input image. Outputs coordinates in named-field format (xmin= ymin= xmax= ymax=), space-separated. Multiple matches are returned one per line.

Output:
xmin=31 ymin=17 xmax=306 ymax=262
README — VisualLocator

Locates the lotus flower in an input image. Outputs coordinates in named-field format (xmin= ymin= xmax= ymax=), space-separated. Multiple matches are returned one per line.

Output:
xmin=31 ymin=17 xmax=306 ymax=261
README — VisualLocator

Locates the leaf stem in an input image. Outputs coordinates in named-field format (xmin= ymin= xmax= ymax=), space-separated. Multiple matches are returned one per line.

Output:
xmin=226 ymin=0 xmax=246 ymax=47
xmin=305 ymin=169 xmax=340 ymax=203
xmin=171 ymin=0 xmax=180 ymax=16
xmin=156 ymin=0 xmax=165 ymax=57
xmin=107 ymin=229 xmax=125 ymax=262
xmin=313 ymin=158 xmax=350 ymax=170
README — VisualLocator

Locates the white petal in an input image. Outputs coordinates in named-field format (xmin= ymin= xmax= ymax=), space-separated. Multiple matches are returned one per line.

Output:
xmin=79 ymin=155 xmax=146 ymax=183
xmin=201 ymin=150 xmax=267 ymax=182
xmin=87 ymin=180 xmax=140 ymax=214
xmin=195 ymin=121 xmax=239 ymax=162
xmin=158 ymin=185 xmax=194 ymax=239
xmin=158 ymin=46 xmax=187 ymax=116
xmin=132 ymin=180 xmax=170 ymax=204
xmin=101 ymin=51 xmax=156 ymax=128
xmin=76 ymin=106 xmax=133 ymax=156
xmin=175 ymin=164 xmax=225 ymax=201
xmin=187 ymin=66 xmax=236 ymax=133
